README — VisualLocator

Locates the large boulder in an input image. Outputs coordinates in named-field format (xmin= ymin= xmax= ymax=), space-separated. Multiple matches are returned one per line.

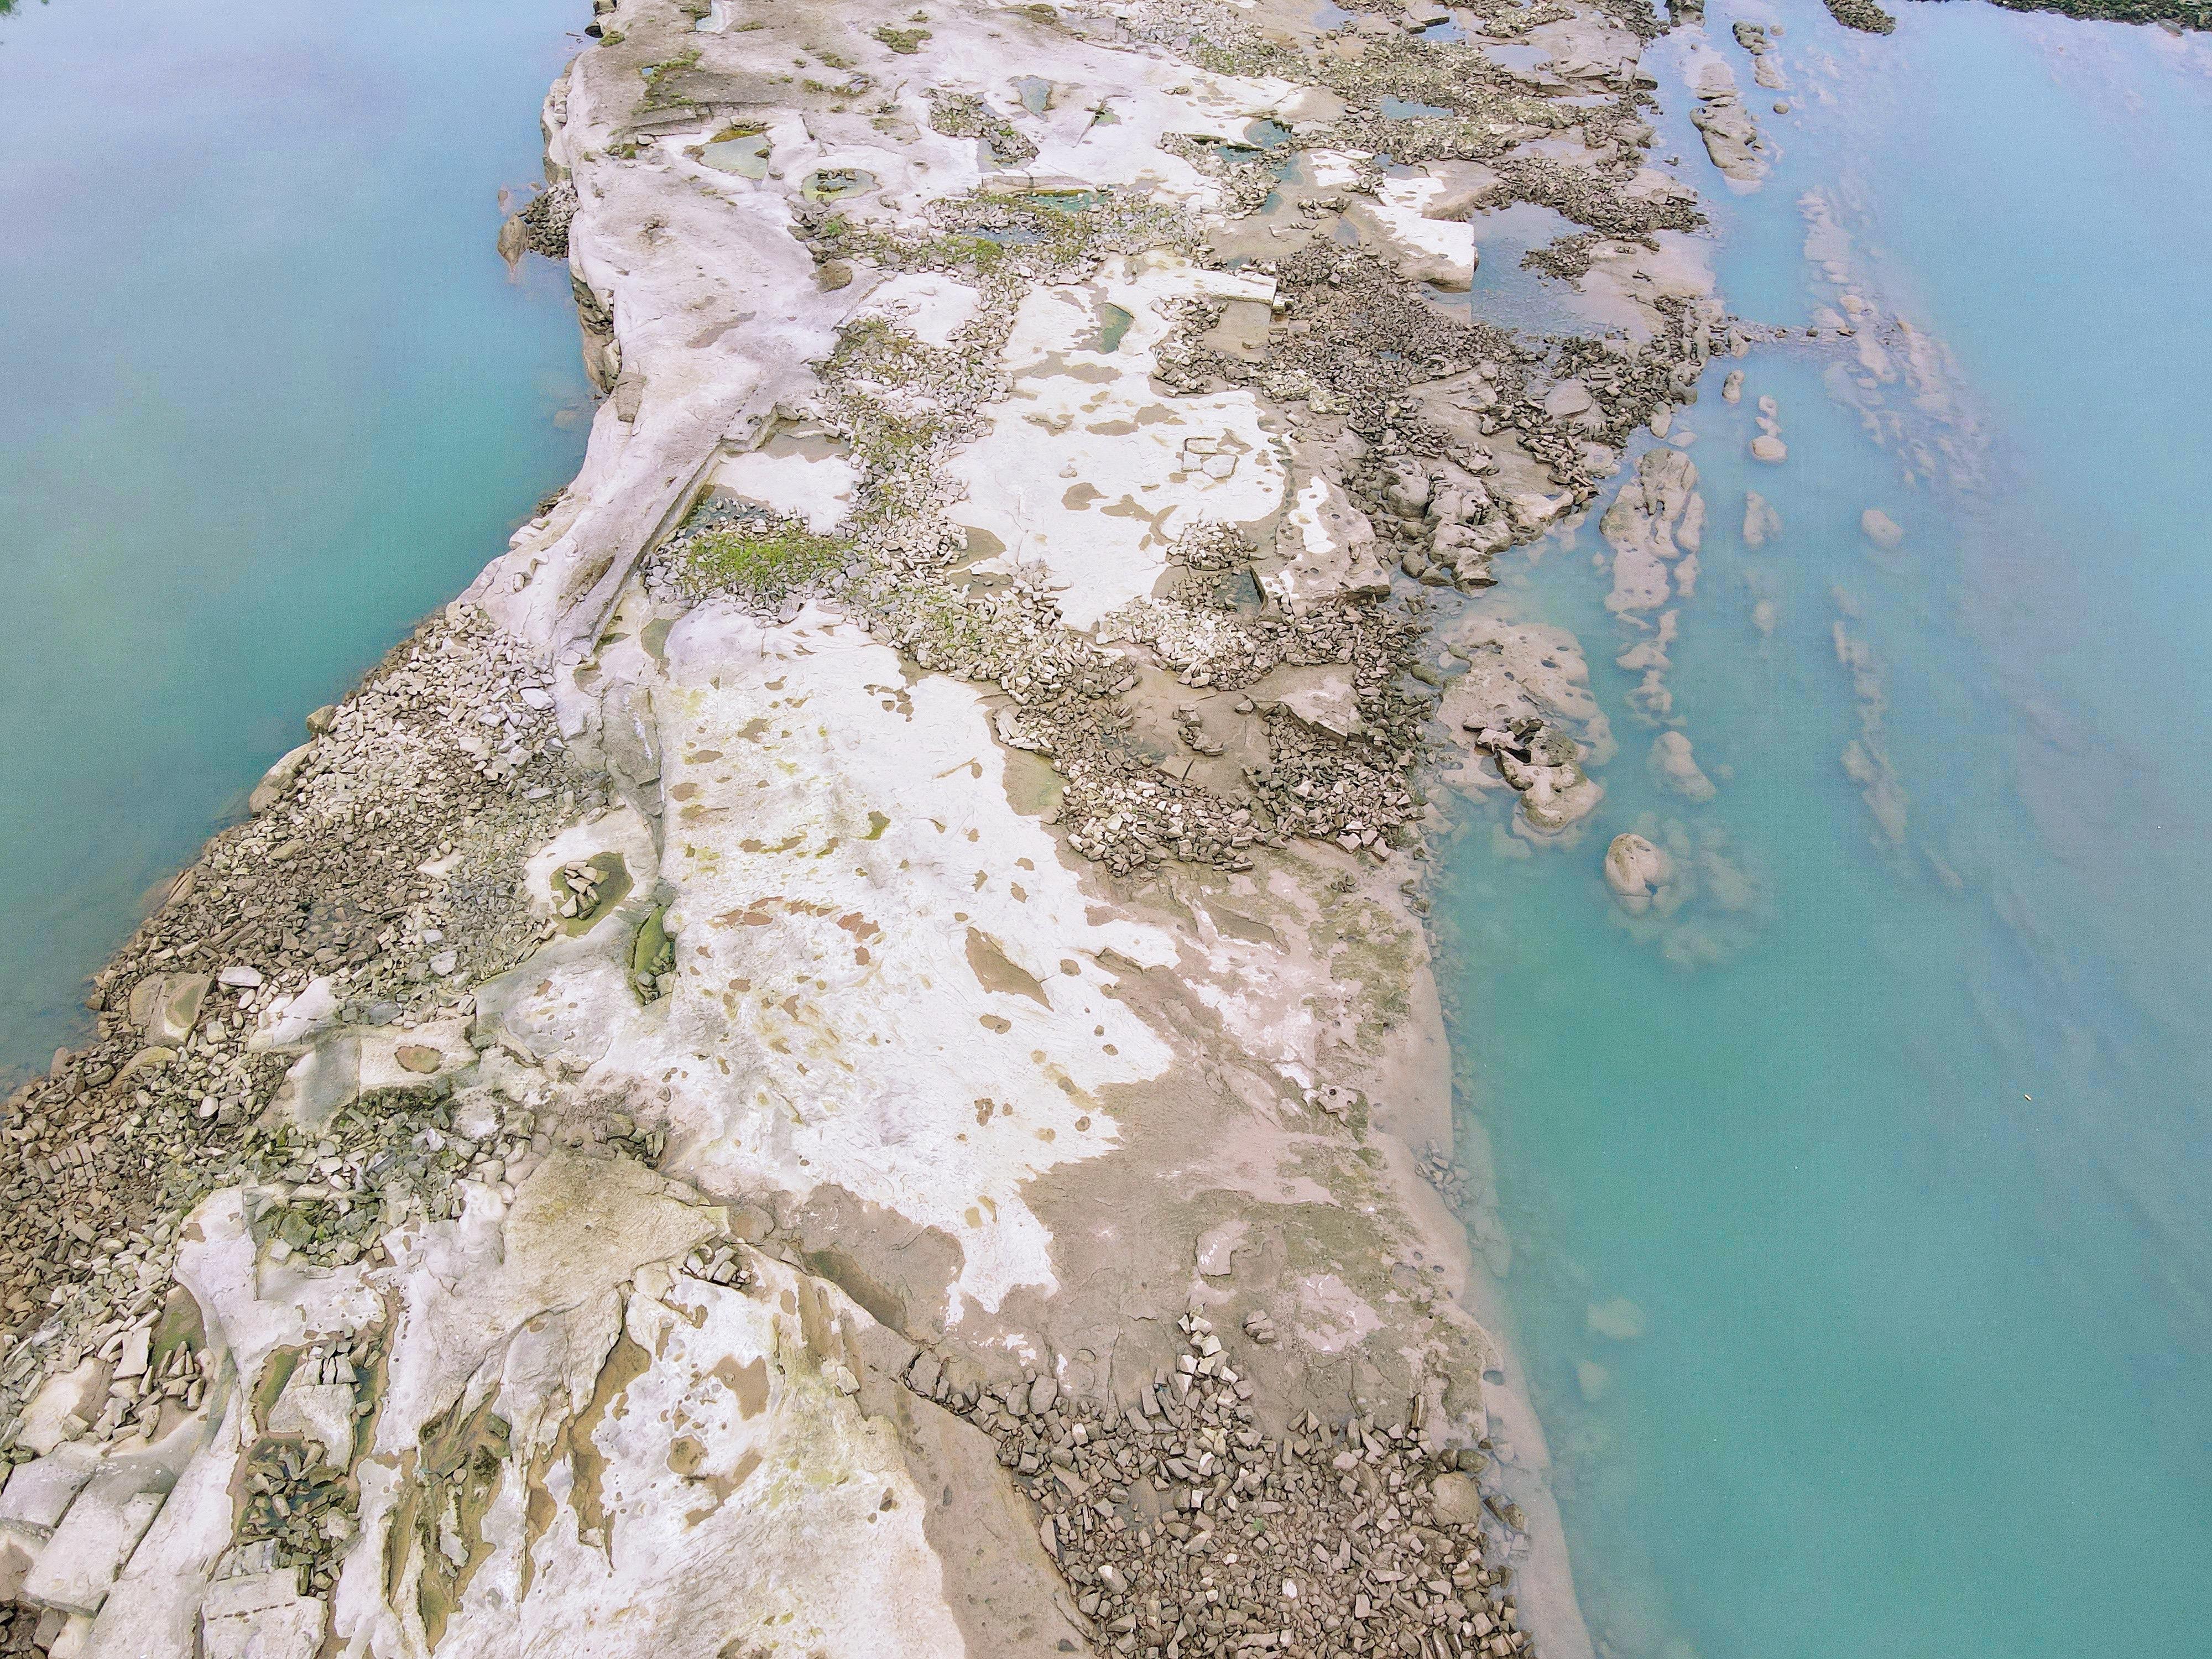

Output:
xmin=1430 ymin=1470 xmax=1486 ymax=1528
xmin=131 ymin=973 xmax=210 ymax=1048
xmin=247 ymin=741 xmax=317 ymax=816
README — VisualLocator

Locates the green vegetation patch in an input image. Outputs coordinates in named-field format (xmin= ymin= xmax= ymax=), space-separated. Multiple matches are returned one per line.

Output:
xmin=670 ymin=502 xmax=851 ymax=604
xmin=639 ymin=48 xmax=703 ymax=109
xmin=816 ymin=187 xmax=1199 ymax=286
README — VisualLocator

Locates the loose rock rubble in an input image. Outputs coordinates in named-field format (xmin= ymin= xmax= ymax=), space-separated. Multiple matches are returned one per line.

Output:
xmin=925 ymin=88 xmax=1040 ymax=166
xmin=1822 ymin=0 xmax=1898 ymax=34
xmin=233 ymin=1329 xmax=383 ymax=1597
xmin=2 ymin=610 xmax=587 ymax=1411
xmin=505 ymin=180 xmax=577 ymax=260
xmin=905 ymin=1314 xmax=1536 ymax=1659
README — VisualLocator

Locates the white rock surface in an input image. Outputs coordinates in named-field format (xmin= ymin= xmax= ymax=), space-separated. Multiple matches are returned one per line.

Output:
xmin=946 ymin=258 xmax=1288 ymax=629
xmin=1348 ymin=170 xmax=1479 ymax=290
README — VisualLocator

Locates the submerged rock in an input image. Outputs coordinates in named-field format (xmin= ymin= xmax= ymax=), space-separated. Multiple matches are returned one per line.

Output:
xmin=1649 ymin=731 xmax=1718 ymax=802
xmin=1862 ymin=507 xmax=1905 ymax=547
xmin=1603 ymin=447 xmax=1705 ymax=614
xmin=1603 ymin=832 xmax=1678 ymax=917
xmin=1743 ymin=489 xmax=1782 ymax=547
xmin=1587 ymin=1296 xmax=1649 ymax=1341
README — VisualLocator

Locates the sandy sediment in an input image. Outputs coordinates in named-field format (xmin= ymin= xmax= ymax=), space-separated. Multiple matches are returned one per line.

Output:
xmin=0 ymin=2 xmax=1738 ymax=1656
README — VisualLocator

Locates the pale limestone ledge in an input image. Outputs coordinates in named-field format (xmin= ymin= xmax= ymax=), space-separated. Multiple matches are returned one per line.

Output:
xmin=0 ymin=0 xmax=1768 ymax=1651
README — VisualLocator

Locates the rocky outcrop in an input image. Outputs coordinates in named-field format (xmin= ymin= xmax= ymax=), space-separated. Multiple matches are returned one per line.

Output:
xmin=1823 ymin=0 xmax=1899 ymax=34
xmin=1731 ymin=21 xmax=1787 ymax=92
xmin=1687 ymin=49 xmax=1767 ymax=189
xmin=1442 ymin=620 xmax=1613 ymax=841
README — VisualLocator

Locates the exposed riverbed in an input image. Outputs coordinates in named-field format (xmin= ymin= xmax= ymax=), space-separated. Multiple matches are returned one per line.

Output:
xmin=0 ymin=0 xmax=591 ymax=1084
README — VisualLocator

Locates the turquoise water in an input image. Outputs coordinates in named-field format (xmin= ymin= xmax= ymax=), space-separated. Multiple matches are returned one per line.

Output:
xmin=0 ymin=0 xmax=591 ymax=1082
xmin=1439 ymin=6 xmax=2212 ymax=1656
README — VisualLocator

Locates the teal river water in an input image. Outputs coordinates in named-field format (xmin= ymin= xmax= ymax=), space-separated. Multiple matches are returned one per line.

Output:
xmin=2 ymin=1 xmax=2205 ymax=1653
xmin=0 ymin=0 xmax=589 ymax=1082
xmin=1436 ymin=5 xmax=2212 ymax=1656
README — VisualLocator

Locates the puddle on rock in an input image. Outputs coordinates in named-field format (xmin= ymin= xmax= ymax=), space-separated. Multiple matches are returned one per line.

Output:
xmin=555 ymin=852 xmax=632 ymax=935
xmin=802 ymin=167 xmax=874 ymax=201
xmin=1480 ymin=42 xmax=1556 ymax=80
xmin=1443 ymin=200 xmax=1590 ymax=336
xmin=1096 ymin=302 xmax=1135 ymax=353
xmin=700 ymin=126 xmax=770 ymax=179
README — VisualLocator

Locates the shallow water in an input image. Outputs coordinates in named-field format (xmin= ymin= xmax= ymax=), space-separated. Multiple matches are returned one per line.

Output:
xmin=1446 ymin=200 xmax=1590 ymax=336
xmin=1438 ymin=6 xmax=2212 ymax=1656
xmin=701 ymin=133 xmax=772 ymax=179
xmin=0 ymin=0 xmax=591 ymax=1082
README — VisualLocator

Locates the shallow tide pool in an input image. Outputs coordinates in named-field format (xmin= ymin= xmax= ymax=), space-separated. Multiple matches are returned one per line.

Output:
xmin=0 ymin=0 xmax=591 ymax=1082
xmin=1439 ymin=6 xmax=2212 ymax=1656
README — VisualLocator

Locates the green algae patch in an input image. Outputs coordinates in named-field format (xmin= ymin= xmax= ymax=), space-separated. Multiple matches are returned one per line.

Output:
xmin=152 ymin=1281 xmax=206 ymax=1371
xmin=252 ymin=1345 xmax=304 ymax=1431
xmin=394 ymin=1390 xmax=515 ymax=1647
xmin=1097 ymin=302 xmax=1135 ymax=353
xmin=1001 ymin=750 xmax=1063 ymax=817
xmin=632 ymin=904 xmax=676 ymax=1000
